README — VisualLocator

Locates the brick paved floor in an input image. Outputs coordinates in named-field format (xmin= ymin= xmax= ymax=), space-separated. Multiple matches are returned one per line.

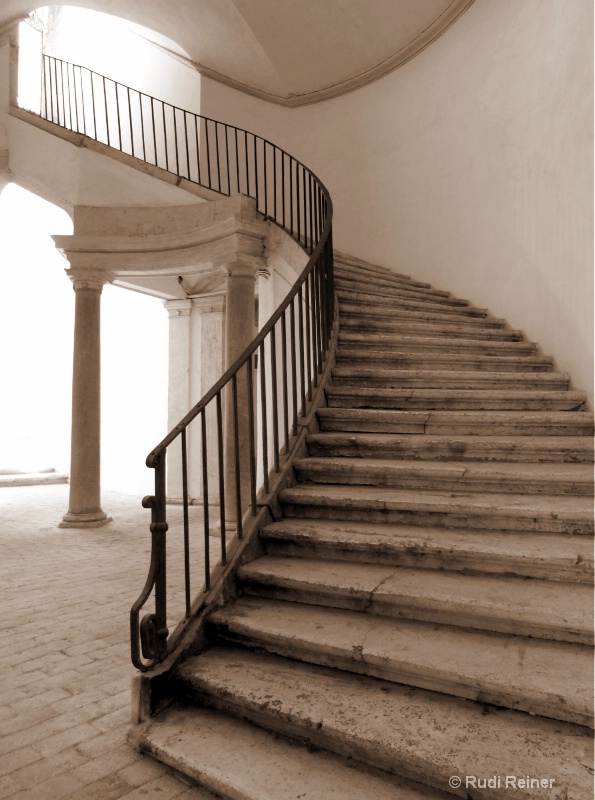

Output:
xmin=0 ymin=485 xmax=217 ymax=799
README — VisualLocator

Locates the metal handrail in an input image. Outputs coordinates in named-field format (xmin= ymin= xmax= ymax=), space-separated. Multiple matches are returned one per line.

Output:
xmin=33 ymin=54 xmax=335 ymax=671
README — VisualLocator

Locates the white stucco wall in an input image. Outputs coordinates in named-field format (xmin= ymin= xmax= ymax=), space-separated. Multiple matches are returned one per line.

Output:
xmin=200 ymin=0 xmax=593 ymax=404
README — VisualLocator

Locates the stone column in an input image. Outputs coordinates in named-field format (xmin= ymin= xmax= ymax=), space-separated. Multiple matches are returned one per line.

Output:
xmin=224 ymin=260 xmax=258 ymax=528
xmin=60 ymin=274 xmax=112 ymax=528
xmin=164 ymin=299 xmax=193 ymax=501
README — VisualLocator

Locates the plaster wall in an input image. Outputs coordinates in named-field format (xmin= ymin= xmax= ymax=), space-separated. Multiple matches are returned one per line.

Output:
xmin=200 ymin=0 xmax=593 ymax=403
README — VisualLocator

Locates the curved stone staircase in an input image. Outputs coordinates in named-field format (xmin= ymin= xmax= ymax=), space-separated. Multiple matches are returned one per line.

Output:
xmin=132 ymin=254 xmax=594 ymax=799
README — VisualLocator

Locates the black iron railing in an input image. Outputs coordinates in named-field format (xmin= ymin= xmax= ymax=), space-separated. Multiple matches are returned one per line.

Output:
xmin=33 ymin=55 xmax=335 ymax=671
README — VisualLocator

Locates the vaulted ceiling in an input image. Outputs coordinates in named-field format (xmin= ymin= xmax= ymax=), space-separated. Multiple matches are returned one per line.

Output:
xmin=1 ymin=0 xmax=475 ymax=105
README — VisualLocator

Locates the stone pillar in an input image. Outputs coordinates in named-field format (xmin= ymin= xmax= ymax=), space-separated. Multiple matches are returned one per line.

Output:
xmin=164 ymin=299 xmax=193 ymax=501
xmin=60 ymin=274 xmax=112 ymax=528
xmin=224 ymin=260 xmax=258 ymax=528
xmin=193 ymin=293 xmax=225 ymax=505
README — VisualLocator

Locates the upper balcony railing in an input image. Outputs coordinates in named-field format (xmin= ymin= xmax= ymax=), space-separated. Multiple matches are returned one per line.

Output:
xmin=32 ymin=54 xmax=335 ymax=671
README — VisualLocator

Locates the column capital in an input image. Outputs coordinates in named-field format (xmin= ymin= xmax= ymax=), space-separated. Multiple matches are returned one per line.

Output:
xmin=68 ymin=270 xmax=111 ymax=293
xmin=192 ymin=292 xmax=225 ymax=314
xmin=164 ymin=299 xmax=193 ymax=318
xmin=221 ymin=256 xmax=263 ymax=280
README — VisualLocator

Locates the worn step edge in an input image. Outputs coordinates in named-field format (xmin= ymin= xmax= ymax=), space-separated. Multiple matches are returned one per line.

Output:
xmin=279 ymin=485 xmax=594 ymax=534
xmin=335 ymin=274 xmax=455 ymax=301
xmin=341 ymin=319 xmax=524 ymax=340
xmin=131 ymin=705 xmax=438 ymax=800
xmin=338 ymin=331 xmax=538 ymax=354
xmin=209 ymin=598 xmax=593 ymax=727
xmin=293 ymin=457 xmax=594 ymax=496
xmin=237 ymin=557 xmax=594 ymax=644
xmin=340 ymin=306 xmax=505 ymax=329
xmin=331 ymin=368 xmax=569 ymax=391
xmin=337 ymin=291 xmax=487 ymax=316
xmin=306 ymin=432 xmax=595 ymax=463
xmin=317 ymin=410 xmax=594 ymax=437
xmin=177 ymin=647 xmax=593 ymax=800
xmin=260 ymin=519 xmax=593 ymax=583
xmin=323 ymin=389 xmax=589 ymax=413
xmin=336 ymin=349 xmax=554 ymax=372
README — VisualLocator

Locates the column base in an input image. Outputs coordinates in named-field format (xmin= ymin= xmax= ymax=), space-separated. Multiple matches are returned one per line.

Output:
xmin=59 ymin=511 xmax=112 ymax=528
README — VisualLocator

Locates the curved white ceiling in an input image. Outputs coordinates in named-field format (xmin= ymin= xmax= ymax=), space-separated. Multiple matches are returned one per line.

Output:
xmin=1 ymin=0 xmax=476 ymax=105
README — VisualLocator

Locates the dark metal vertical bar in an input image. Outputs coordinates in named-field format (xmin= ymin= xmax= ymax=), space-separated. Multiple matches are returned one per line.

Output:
xmin=225 ymin=125 xmax=230 ymax=195
xmin=139 ymin=93 xmax=146 ymax=161
xmin=65 ymin=62 xmax=73 ymax=130
xmin=309 ymin=173 xmax=314 ymax=253
xmin=273 ymin=145 xmax=277 ymax=221
xmin=259 ymin=342 xmax=269 ymax=494
xmin=280 ymin=312 xmax=289 ymax=453
xmin=232 ymin=375 xmax=243 ymax=538
xmin=247 ymin=358 xmax=257 ymax=515
xmin=234 ymin=127 xmax=240 ymax=194
xmin=215 ymin=123 xmax=221 ymax=192
xmin=201 ymin=410 xmax=210 ymax=590
xmin=270 ymin=326 xmax=280 ymax=471
xmin=263 ymin=142 xmax=268 ymax=217
xmin=181 ymin=429 xmax=191 ymax=617
xmin=282 ymin=152 xmax=286 ymax=230
xmin=305 ymin=270 xmax=313 ymax=397
xmin=103 ymin=76 xmax=110 ymax=146
xmin=289 ymin=299 xmax=298 ymax=435
xmin=184 ymin=111 xmax=190 ymax=180
xmin=151 ymin=97 xmax=157 ymax=165
xmin=194 ymin=116 xmax=202 ymax=185
xmin=302 ymin=167 xmax=307 ymax=250
xmin=297 ymin=285 xmax=306 ymax=415
xmin=216 ymin=392 xmax=226 ymax=565
xmin=173 ymin=106 xmax=180 ymax=175
xmin=253 ymin=134 xmax=259 ymax=206
xmin=127 ymin=87 xmax=133 ymax=156
xmin=153 ymin=453 xmax=168 ymax=660
xmin=205 ymin=120 xmax=212 ymax=188
xmin=289 ymin=157 xmax=294 ymax=236
xmin=244 ymin=130 xmax=249 ymax=196
xmin=162 ymin=102 xmax=169 ymax=170
xmin=296 ymin=161 xmax=301 ymax=244
xmin=115 ymin=81 xmax=122 ymax=150
xmin=88 ymin=70 xmax=96 ymax=138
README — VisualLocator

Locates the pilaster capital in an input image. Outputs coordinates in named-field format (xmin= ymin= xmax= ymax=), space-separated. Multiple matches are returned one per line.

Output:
xmin=164 ymin=299 xmax=193 ymax=318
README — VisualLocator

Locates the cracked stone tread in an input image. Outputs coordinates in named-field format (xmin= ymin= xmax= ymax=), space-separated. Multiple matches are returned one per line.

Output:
xmin=279 ymin=483 xmax=594 ymax=533
xmin=133 ymin=705 xmax=441 ymax=800
xmin=335 ymin=276 xmax=457 ymax=301
xmin=293 ymin=457 xmax=594 ymax=494
xmin=176 ymin=647 xmax=593 ymax=800
xmin=209 ymin=596 xmax=593 ymax=726
xmin=237 ymin=556 xmax=594 ymax=643
xmin=259 ymin=518 xmax=593 ymax=582
xmin=305 ymin=432 xmax=595 ymax=462
xmin=323 ymin=389 xmax=589 ymax=412
xmin=337 ymin=293 xmax=488 ymax=318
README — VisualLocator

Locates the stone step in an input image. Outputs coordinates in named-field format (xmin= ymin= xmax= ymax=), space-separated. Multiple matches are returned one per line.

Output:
xmin=0 ymin=469 xmax=69 ymax=487
xmin=338 ymin=290 xmax=488 ymax=328
xmin=318 ymin=407 xmax=595 ymax=434
xmin=279 ymin=484 xmax=593 ymax=534
xmin=341 ymin=316 xmax=524 ymax=340
xmin=260 ymin=518 xmax=593 ymax=583
xmin=336 ymin=348 xmax=553 ymax=373
xmin=131 ymin=704 xmax=436 ymax=800
xmin=332 ymin=367 xmax=569 ymax=391
xmin=337 ymin=288 xmax=478 ymax=319
xmin=334 ymin=250 xmax=406 ymax=277
xmin=306 ymin=432 xmax=594 ymax=462
xmin=293 ymin=458 xmax=594 ymax=496
xmin=324 ymin=388 xmax=589 ymax=412
xmin=176 ymin=648 xmax=593 ymax=799
xmin=339 ymin=330 xmax=538 ymax=355
xmin=335 ymin=273 xmax=456 ymax=302
xmin=237 ymin=557 xmax=594 ymax=644
xmin=209 ymin=598 xmax=593 ymax=727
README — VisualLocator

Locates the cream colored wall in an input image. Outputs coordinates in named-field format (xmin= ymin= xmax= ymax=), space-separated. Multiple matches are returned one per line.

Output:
xmin=200 ymin=0 xmax=593 ymax=403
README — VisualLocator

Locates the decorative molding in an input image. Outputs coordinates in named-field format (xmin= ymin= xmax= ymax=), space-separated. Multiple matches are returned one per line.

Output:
xmin=196 ymin=0 xmax=476 ymax=108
